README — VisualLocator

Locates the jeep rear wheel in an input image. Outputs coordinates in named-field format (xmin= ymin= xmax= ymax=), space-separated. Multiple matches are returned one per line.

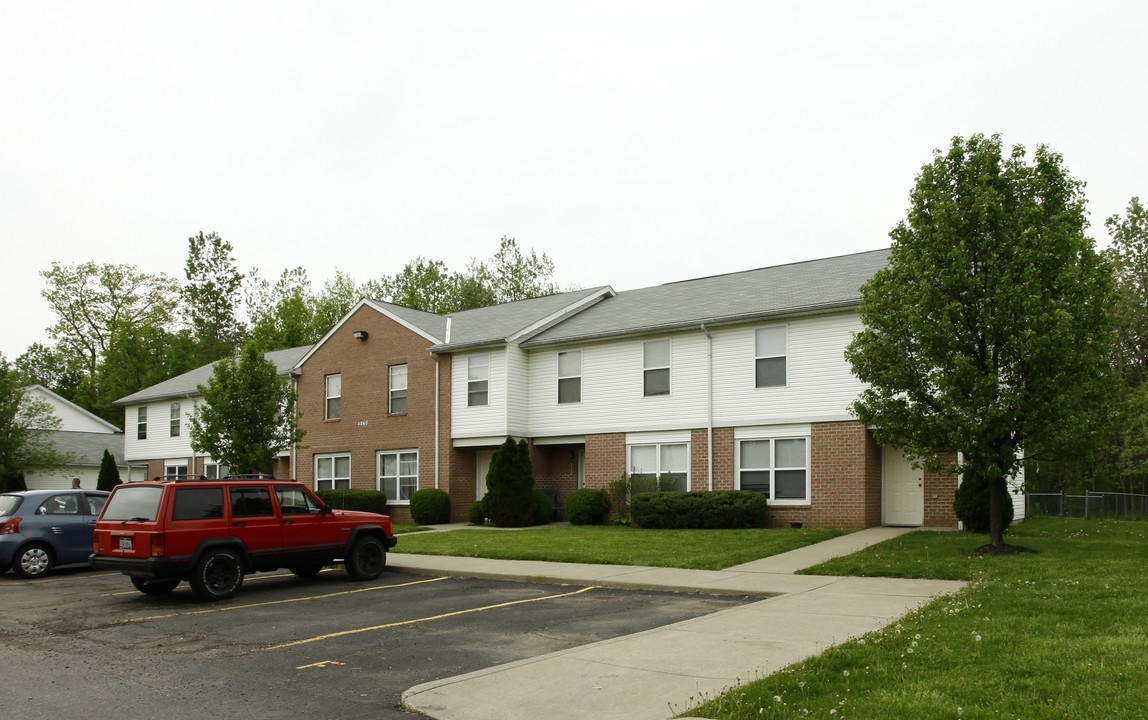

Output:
xmin=131 ymin=576 xmax=181 ymax=595
xmin=345 ymin=536 xmax=385 ymax=580
xmin=189 ymin=548 xmax=244 ymax=601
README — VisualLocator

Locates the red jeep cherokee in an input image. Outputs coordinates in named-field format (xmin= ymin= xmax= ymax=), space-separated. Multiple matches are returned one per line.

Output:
xmin=90 ymin=476 xmax=397 ymax=601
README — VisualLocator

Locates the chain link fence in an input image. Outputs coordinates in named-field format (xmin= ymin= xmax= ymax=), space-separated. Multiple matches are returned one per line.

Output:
xmin=1026 ymin=492 xmax=1148 ymax=521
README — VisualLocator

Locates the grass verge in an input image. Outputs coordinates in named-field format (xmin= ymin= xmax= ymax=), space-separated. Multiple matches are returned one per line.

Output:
xmin=684 ymin=518 xmax=1148 ymax=719
xmin=392 ymin=525 xmax=848 ymax=571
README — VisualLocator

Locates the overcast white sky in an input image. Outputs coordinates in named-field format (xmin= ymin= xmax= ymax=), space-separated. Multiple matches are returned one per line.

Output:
xmin=2 ymin=1 xmax=1145 ymax=360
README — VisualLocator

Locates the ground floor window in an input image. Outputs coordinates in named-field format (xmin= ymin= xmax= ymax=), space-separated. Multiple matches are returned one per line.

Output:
xmin=205 ymin=462 xmax=230 ymax=479
xmin=627 ymin=442 xmax=688 ymax=491
xmin=737 ymin=437 xmax=809 ymax=503
xmin=315 ymin=454 xmax=351 ymax=491
xmin=378 ymin=450 xmax=418 ymax=503
xmin=164 ymin=460 xmax=188 ymax=479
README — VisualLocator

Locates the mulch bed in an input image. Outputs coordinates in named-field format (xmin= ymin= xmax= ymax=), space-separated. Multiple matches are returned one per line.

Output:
xmin=966 ymin=543 xmax=1039 ymax=556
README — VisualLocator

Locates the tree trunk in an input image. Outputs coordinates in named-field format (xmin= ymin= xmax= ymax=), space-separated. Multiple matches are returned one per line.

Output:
xmin=988 ymin=475 xmax=1005 ymax=548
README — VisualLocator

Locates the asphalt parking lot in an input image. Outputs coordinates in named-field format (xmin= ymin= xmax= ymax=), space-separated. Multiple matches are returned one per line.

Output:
xmin=0 ymin=564 xmax=750 ymax=720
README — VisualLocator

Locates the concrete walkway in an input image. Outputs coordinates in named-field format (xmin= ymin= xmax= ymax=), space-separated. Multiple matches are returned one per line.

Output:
xmin=394 ymin=527 xmax=965 ymax=720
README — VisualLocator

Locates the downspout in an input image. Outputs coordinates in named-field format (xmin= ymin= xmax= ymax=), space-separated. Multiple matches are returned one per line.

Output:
xmin=701 ymin=323 xmax=714 ymax=492
xmin=292 ymin=376 xmax=299 ymax=479
xmin=434 ymin=318 xmax=452 ymax=491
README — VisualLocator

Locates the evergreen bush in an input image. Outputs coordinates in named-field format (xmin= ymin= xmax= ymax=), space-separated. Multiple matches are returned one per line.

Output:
xmin=630 ymin=490 xmax=769 ymax=529
xmin=409 ymin=488 xmax=451 ymax=525
xmin=96 ymin=449 xmax=122 ymax=491
xmin=531 ymin=490 xmax=553 ymax=525
xmin=954 ymin=473 xmax=1014 ymax=533
xmin=316 ymin=488 xmax=388 ymax=514
xmin=484 ymin=438 xmax=535 ymax=527
xmin=467 ymin=500 xmax=486 ymax=525
xmin=565 ymin=488 xmax=610 ymax=525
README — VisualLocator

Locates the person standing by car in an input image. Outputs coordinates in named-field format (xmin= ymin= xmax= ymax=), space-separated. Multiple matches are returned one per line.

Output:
xmin=71 ymin=478 xmax=81 ymax=489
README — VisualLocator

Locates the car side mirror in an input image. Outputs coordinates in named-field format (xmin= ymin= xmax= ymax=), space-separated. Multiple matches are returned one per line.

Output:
xmin=321 ymin=504 xmax=333 ymax=515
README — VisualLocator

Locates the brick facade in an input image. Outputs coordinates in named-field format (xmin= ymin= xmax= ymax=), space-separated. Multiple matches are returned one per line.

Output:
xmin=294 ymin=304 xmax=452 ymax=525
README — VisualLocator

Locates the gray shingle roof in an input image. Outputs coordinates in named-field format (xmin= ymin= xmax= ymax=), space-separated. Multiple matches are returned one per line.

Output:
xmin=114 ymin=345 xmax=313 ymax=405
xmin=429 ymin=287 xmax=612 ymax=352
xmin=366 ymin=300 xmax=450 ymax=341
xmin=521 ymin=248 xmax=890 ymax=347
xmin=44 ymin=431 xmax=125 ymax=466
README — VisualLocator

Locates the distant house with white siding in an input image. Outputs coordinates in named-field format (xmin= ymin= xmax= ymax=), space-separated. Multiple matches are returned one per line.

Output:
xmin=113 ymin=346 xmax=312 ymax=481
xmin=20 ymin=385 xmax=132 ymax=490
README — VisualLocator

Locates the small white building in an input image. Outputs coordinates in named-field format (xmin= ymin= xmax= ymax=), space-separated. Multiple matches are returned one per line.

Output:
xmin=21 ymin=385 xmax=136 ymax=489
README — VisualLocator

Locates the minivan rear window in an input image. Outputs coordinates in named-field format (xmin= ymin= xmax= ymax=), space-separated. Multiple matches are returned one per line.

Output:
xmin=101 ymin=486 xmax=164 ymax=521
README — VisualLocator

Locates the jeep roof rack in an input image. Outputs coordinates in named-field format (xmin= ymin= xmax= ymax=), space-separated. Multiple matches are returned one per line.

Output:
xmin=223 ymin=473 xmax=279 ymax=480
xmin=153 ymin=474 xmax=209 ymax=482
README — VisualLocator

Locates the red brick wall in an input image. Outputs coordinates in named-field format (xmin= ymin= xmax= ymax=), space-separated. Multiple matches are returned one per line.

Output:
xmin=294 ymin=304 xmax=451 ymax=524
xmin=531 ymin=444 xmax=581 ymax=498
xmin=768 ymin=421 xmax=879 ymax=530
xmin=584 ymin=433 xmax=625 ymax=488
xmin=924 ymin=451 xmax=959 ymax=527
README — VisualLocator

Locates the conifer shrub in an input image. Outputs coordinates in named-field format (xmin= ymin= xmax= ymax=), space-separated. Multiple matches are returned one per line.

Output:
xmin=409 ymin=488 xmax=451 ymax=525
xmin=565 ymin=488 xmax=610 ymax=525
xmin=954 ymin=473 xmax=1014 ymax=533
xmin=484 ymin=438 xmax=535 ymax=527
xmin=96 ymin=449 xmax=122 ymax=491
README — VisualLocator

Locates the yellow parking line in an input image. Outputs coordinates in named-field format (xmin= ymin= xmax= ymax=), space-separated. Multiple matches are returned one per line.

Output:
xmin=262 ymin=585 xmax=597 ymax=652
xmin=123 ymin=576 xmax=448 ymax=623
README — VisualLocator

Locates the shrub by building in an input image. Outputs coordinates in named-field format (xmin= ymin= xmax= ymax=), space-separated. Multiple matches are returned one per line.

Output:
xmin=565 ymin=488 xmax=610 ymax=525
xmin=410 ymin=488 xmax=451 ymax=525
xmin=630 ymin=490 xmax=769 ymax=529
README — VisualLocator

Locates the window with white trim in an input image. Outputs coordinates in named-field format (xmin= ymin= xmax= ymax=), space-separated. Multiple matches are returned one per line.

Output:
xmin=170 ymin=402 xmax=181 ymax=437
xmin=468 ymin=355 xmax=489 ymax=407
xmin=325 ymin=374 xmax=342 ymax=420
xmin=643 ymin=339 xmax=671 ymax=397
xmin=205 ymin=462 xmax=230 ymax=479
xmin=737 ymin=437 xmax=809 ymax=502
xmin=389 ymin=364 xmax=408 ymax=414
xmin=627 ymin=442 xmax=688 ymax=491
xmin=558 ymin=350 xmax=581 ymax=404
xmin=754 ymin=325 xmax=787 ymax=388
xmin=315 ymin=454 xmax=350 ymax=491
xmin=378 ymin=450 xmax=418 ymax=503
xmin=164 ymin=460 xmax=188 ymax=479
xmin=137 ymin=407 xmax=147 ymax=440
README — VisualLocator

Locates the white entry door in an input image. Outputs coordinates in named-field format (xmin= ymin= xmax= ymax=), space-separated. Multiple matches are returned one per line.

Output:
xmin=476 ymin=449 xmax=494 ymax=500
xmin=883 ymin=447 xmax=924 ymax=526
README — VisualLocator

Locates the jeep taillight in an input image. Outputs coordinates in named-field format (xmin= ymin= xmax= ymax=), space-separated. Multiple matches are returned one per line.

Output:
xmin=0 ymin=518 xmax=20 ymax=535
xmin=151 ymin=534 xmax=165 ymax=558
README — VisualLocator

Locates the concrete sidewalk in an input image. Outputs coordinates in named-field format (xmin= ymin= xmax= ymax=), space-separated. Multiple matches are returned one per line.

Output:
xmin=394 ymin=527 xmax=966 ymax=720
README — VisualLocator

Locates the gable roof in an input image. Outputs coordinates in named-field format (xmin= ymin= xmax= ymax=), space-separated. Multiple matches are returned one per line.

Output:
xmin=114 ymin=345 xmax=313 ymax=405
xmin=430 ymin=286 xmax=614 ymax=353
xmin=521 ymin=248 xmax=890 ymax=348
xmin=23 ymin=385 xmax=122 ymax=433
xmin=42 ymin=430 xmax=126 ymax=467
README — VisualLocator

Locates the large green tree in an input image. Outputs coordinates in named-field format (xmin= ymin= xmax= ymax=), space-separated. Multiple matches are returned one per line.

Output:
xmin=845 ymin=134 xmax=1116 ymax=549
xmin=183 ymin=231 xmax=244 ymax=365
xmin=0 ymin=356 xmax=68 ymax=491
xmin=188 ymin=341 xmax=305 ymax=475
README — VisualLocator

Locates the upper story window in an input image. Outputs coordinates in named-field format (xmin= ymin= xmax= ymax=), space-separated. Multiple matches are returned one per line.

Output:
xmin=170 ymin=402 xmax=181 ymax=437
xmin=754 ymin=325 xmax=787 ymax=388
xmin=737 ymin=437 xmax=809 ymax=503
xmin=325 ymin=373 xmax=342 ymax=420
xmin=468 ymin=355 xmax=489 ymax=407
xmin=315 ymin=454 xmax=350 ymax=491
xmin=137 ymin=407 xmax=147 ymax=440
xmin=628 ymin=442 xmax=688 ymax=492
xmin=389 ymin=364 xmax=408 ymax=414
xmin=558 ymin=350 xmax=582 ymax=404
xmin=643 ymin=340 xmax=671 ymax=397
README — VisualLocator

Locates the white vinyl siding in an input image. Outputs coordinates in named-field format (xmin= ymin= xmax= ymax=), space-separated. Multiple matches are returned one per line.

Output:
xmin=122 ymin=401 xmax=204 ymax=463
xmin=453 ymin=349 xmax=508 ymax=438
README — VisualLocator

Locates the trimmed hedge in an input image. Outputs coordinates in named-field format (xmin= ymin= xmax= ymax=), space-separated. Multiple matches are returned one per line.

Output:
xmin=409 ymin=488 xmax=452 ymax=525
xmin=315 ymin=488 xmax=388 ymax=515
xmin=468 ymin=500 xmax=486 ymax=525
xmin=630 ymin=490 xmax=768 ymax=529
xmin=531 ymin=490 xmax=553 ymax=526
xmin=565 ymin=488 xmax=610 ymax=525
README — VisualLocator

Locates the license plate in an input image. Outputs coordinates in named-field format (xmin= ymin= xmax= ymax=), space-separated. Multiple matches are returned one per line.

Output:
xmin=118 ymin=536 xmax=133 ymax=551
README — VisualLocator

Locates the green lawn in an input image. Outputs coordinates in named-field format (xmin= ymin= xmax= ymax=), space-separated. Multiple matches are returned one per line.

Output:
xmin=685 ymin=518 xmax=1148 ymax=719
xmin=392 ymin=525 xmax=848 ymax=571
